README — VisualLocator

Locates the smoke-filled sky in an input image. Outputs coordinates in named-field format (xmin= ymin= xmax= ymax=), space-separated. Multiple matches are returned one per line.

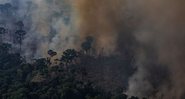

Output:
xmin=1 ymin=0 xmax=185 ymax=98
xmin=73 ymin=1 xmax=185 ymax=98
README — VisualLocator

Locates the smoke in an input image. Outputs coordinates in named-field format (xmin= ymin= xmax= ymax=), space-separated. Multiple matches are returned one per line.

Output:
xmin=1 ymin=0 xmax=185 ymax=98
xmin=126 ymin=0 xmax=185 ymax=98
xmin=73 ymin=0 xmax=185 ymax=98
xmin=24 ymin=0 xmax=79 ymax=58
xmin=73 ymin=0 xmax=129 ymax=54
xmin=0 ymin=0 xmax=77 ymax=58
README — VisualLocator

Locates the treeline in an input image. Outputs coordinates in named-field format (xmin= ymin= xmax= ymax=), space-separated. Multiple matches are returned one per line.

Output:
xmin=0 ymin=7 xmax=145 ymax=98
xmin=0 ymin=42 xmax=147 ymax=99
xmin=0 ymin=2 xmax=153 ymax=98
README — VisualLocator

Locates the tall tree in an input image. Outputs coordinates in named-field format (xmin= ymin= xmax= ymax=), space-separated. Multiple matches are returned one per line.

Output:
xmin=15 ymin=21 xmax=26 ymax=52
xmin=81 ymin=36 xmax=94 ymax=54
xmin=0 ymin=27 xmax=6 ymax=44
xmin=60 ymin=49 xmax=78 ymax=65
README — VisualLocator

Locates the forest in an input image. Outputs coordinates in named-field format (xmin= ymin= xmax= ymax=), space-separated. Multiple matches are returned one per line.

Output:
xmin=0 ymin=21 xmax=146 ymax=99
xmin=2 ymin=0 xmax=185 ymax=98
xmin=0 ymin=2 xmax=140 ymax=99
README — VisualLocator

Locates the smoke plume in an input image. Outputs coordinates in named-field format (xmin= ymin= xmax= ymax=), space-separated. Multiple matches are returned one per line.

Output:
xmin=73 ymin=0 xmax=128 ymax=54
xmin=1 ymin=0 xmax=185 ymax=98
xmin=0 ymin=0 xmax=77 ymax=58
xmin=73 ymin=0 xmax=185 ymax=98
xmin=126 ymin=0 xmax=185 ymax=98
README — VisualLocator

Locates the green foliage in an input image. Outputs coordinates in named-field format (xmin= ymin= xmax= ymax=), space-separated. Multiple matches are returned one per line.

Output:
xmin=0 ymin=43 xmax=145 ymax=99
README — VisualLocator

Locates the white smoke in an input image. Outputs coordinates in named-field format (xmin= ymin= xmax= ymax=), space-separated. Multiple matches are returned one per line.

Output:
xmin=0 ymin=0 xmax=77 ymax=59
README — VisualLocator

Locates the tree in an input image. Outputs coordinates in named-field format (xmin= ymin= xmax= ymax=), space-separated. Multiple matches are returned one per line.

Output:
xmin=0 ymin=44 xmax=22 ymax=70
xmin=15 ymin=21 xmax=26 ymax=52
xmin=47 ymin=50 xmax=57 ymax=65
xmin=16 ymin=21 xmax=24 ymax=30
xmin=0 ymin=27 xmax=6 ymax=43
xmin=0 ymin=3 xmax=13 ymax=16
xmin=81 ymin=36 xmax=94 ymax=54
xmin=34 ymin=58 xmax=48 ymax=71
xmin=60 ymin=49 xmax=78 ymax=65
xmin=48 ymin=50 xmax=57 ymax=57
xmin=0 ymin=43 xmax=11 ymax=54
xmin=129 ymin=96 xmax=139 ymax=99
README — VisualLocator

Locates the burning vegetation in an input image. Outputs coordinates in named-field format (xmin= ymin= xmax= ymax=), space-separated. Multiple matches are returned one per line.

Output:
xmin=0 ymin=0 xmax=185 ymax=99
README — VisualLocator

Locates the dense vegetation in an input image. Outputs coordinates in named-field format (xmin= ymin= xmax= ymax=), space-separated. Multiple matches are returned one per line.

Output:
xmin=0 ymin=41 xmax=148 ymax=99
xmin=0 ymin=3 xmax=146 ymax=98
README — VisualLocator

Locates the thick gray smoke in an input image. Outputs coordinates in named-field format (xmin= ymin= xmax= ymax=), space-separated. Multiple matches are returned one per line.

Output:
xmin=73 ymin=0 xmax=185 ymax=98
xmin=126 ymin=0 xmax=185 ymax=98
xmin=1 ymin=0 xmax=185 ymax=98
xmin=0 ymin=0 xmax=77 ymax=59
